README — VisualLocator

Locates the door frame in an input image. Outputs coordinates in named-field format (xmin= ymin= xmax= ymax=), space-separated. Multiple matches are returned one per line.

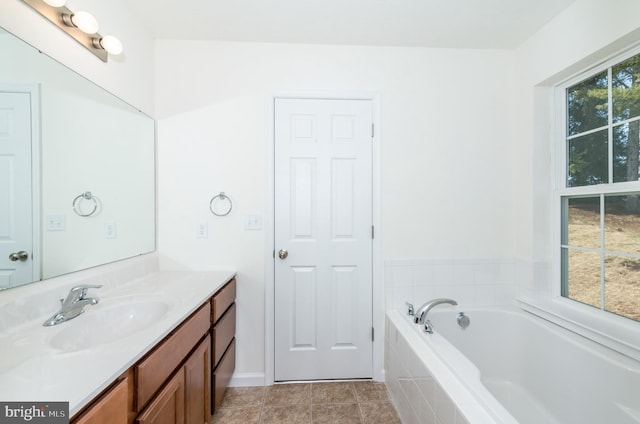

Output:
xmin=0 ymin=84 xmax=41 ymax=284
xmin=264 ymin=91 xmax=383 ymax=384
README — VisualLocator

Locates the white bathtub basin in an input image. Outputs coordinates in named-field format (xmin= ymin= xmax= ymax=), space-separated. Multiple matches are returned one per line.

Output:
xmin=387 ymin=306 xmax=640 ymax=424
xmin=49 ymin=298 xmax=169 ymax=352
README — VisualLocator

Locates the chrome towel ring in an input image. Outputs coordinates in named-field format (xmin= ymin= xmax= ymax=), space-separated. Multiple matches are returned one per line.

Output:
xmin=72 ymin=191 xmax=98 ymax=217
xmin=209 ymin=192 xmax=233 ymax=216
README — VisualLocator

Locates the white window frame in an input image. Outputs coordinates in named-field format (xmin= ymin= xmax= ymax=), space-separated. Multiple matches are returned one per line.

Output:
xmin=520 ymin=44 xmax=640 ymax=362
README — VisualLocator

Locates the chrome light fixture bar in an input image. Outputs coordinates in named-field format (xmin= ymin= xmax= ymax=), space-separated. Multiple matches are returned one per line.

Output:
xmin=20 ymin=0 xmax=123 ymax=62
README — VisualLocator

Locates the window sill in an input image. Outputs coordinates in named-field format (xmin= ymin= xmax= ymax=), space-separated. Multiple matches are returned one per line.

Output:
xmin=517 ymin=296 xmax=640 ymax=362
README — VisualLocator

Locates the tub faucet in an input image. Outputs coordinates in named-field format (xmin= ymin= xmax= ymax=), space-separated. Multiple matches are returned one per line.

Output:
xmin=42 ymin=284 xmax=102 ymax=326
xmin=414 ymin=298 xmax=458 ymax=325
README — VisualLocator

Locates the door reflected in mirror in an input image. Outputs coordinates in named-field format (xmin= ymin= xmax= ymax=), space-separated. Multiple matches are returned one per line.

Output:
xmin=0 ymin=27 xmax=155 ymax=289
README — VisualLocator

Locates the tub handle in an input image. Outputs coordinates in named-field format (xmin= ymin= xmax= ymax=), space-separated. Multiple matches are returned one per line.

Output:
xmin=423 ymin=320 xmax=434 ymax=334
xmin=405 ymin=302 xmax=414 ymax=316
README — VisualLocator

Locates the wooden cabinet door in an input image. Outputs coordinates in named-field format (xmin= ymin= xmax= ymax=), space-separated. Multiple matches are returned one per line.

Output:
xmin=184 ymin=335 xmax=211 ymax=424
xmin=213 ymin=338 xmax=236 ymax=411
xmin=73 ymin=378 xmax=128 ymax=424
xmin=136 ymin=369 xmax=185 ymax=424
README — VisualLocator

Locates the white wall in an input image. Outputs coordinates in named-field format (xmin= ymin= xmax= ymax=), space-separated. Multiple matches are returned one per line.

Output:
xmin=0 ymin=0 xmax=154 ymax=114
xmin=513 ymin=0 xmax=640 ymax=297
xmin=155 ymin=41 xmax=517 ymax=381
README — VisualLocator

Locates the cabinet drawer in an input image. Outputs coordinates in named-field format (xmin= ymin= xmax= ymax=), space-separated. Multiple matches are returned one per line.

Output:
xmin=212 ymin=338 xmax=235 ymax=411
xmin=213 ymin=303 xmax=236 ymax=366
xmin=212 ymin=278 xmax=236 ymax=323
xmin=135 ymin=302 xmax=211 ymax=411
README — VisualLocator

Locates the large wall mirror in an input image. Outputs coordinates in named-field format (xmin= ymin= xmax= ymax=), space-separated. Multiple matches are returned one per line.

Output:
xmin=0 ymin=27 xmax=155 ymax=289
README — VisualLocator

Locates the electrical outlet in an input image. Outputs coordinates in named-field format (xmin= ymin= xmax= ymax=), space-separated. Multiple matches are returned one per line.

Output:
xmin=103 ymin=221 xmax=116 ymax=239
xmin=196 ymin=221 xmax=208 ymax=238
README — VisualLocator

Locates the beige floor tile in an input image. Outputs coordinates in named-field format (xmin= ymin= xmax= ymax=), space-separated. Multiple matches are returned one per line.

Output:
xmin=359 ymin=401 xmax=402 ymax=424
xmin=312 ymin=403 xmax=363 ymax=424
xmin=220 ymin=386 xmax=266 ymax=408
xmin=311 ymin=382 xmax=357 ymax=404
xmin=213 ymin=382 xmax=401 ymax=424
xmin=211 ymin=406 xmax=261 ymax=424
xmin=353 ymin=381 xmax=390 ymax=402
xmin=264 ymin=383 xmax=311 ymax=406
xmin=260 ymin=404 xmax=311 ymax=423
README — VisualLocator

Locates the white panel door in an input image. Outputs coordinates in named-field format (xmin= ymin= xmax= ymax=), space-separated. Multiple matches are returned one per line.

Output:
xmin=0 ymin=91 xmax=34 ymax=288
xmin=274 ymin=98 xmax=373 ymax=381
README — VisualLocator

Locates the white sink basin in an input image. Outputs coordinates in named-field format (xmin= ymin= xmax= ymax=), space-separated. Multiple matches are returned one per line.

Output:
xmin=49 ymin=298 xmax=169 ymax=352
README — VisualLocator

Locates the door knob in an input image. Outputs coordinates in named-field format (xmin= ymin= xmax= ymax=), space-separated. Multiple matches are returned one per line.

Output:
xmin=278 ymin=249 xmax=288 ymax=260
xmin=9 ymin=251 xmax=28 ymax=262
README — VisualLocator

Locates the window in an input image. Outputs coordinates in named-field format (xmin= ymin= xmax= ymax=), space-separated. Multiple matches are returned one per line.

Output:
xmin=560 ymin=51 xmax=640 ymax=322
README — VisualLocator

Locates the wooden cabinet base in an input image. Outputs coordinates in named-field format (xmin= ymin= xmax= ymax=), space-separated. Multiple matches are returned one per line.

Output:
xmin=213 ymin=338 xmax=236 ymax=411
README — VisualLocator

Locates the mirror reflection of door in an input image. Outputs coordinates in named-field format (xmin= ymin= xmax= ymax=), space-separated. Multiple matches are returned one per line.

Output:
xmin=0 ymin=87 xmax=38 ymax=288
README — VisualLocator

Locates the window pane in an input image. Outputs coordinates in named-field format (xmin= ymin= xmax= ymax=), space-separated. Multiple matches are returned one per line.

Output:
xmin=604 ymin=194 xmax=640 ymax=253
xmin=604 ymin=255 xmax=640 ymax=321
xmin=566 ymin=197 xmax=600 ymax=249
xmin=567 ymin=71 xmax=608 ymax=136
xmin=612 ymin=54 xmax=640 ymax=123
xmin=564 ymin=249 xmax=601 ymax=309
xmin=567 ymin=129 xmax=608 ymax=187
xmin=613 ymin=122 xmax=640 ymax=182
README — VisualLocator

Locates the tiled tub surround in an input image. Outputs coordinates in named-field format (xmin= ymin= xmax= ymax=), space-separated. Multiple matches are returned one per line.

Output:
xmin=384 ymin=258 xmax=525 ymax=313
xmin=386 ymin=310 xmax=500 ymax=424
xmin=386 ymin=307 xmax=640 ymax=424
xmin=0 ymin=265 xmax=235 ymax=417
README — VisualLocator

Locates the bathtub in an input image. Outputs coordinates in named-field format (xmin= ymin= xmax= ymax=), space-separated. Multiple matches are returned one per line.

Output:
xmin=385 ymin=306 xmax=640 ymax=424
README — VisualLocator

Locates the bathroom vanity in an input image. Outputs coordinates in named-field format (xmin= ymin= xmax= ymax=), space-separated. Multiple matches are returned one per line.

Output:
xmin=0 ymin=270 xmax=236 ymax=424
xmin=75 ymin=276 xmax=236 ymax=424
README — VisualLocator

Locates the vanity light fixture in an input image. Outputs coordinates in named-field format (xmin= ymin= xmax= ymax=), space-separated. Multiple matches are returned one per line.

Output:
xmin=61 ymin=10 xmax=99 ymax=34
xmin=20 ymin=0 xmax=123 ymax=62
xmin=93 ymin=35 xmax=123 ymax=55
xmin=42 ymin=0 xmax=66 ymax=7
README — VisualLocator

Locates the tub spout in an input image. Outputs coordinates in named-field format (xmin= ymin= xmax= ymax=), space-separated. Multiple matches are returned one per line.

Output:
xmin=414 ymin=298 xmax=458 ymax=324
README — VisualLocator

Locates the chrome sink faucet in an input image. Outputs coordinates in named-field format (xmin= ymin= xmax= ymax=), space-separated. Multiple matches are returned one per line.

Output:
xmin=42 ymin=284 xmax=102 ymax=327
xmin=414 ymin=298 xmax=458 ymax=333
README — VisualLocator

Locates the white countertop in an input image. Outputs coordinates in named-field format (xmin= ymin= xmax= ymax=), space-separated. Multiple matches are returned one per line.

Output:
xmin=0 ymin=270 xmax=235 ymax=417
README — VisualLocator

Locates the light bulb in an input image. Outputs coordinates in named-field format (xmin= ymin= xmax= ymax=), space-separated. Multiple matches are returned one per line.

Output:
xmin=42 ymin=0 xmax=66 ymax=6
xmin=71 ymin=11 xmax=99 ymax=34
xmin=99 ymin=35 xmax=123 ymax=55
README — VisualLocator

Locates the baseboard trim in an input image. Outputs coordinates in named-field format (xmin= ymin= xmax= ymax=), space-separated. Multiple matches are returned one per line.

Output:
xmin=228 ymin=372 xmax=266 ymax=387
xmin=228 ymin=369 xmax=384 ymax=387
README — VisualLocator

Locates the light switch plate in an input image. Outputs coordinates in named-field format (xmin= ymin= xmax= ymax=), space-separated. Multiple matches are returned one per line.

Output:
xmin=46 ymin=214 xmax=65 ymax=231
xmin=245 ymin=214 xmax=262 ymax=230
